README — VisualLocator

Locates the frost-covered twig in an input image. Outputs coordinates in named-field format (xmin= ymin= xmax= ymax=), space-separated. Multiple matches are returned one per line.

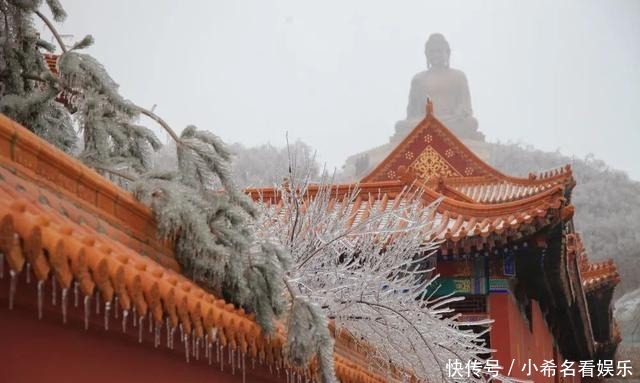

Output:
xmin=138 ymin=106 xmax=181 ymax=144
xmin=255 ymin=165 xmax=493 ymax=382
xmin=34 ymin=10 xmax=67 ymax=53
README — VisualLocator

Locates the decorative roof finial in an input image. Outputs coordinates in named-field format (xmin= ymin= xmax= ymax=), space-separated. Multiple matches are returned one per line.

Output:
xmin=426 ymin=98 xmax=434 ymax=116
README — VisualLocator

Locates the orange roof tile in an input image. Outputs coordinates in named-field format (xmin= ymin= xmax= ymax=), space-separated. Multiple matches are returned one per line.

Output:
xmin=248 ymin=176 xmax=570 ymax=255
xmin=436 ymin=164 xmax=574 ymax=204
xmin=0 ymin=113 xmax=392 ymax=383
xmin=580 ymin=258 xmax=620 ymax=293
xmin=566 ymin=233 xmax=620 ymax=293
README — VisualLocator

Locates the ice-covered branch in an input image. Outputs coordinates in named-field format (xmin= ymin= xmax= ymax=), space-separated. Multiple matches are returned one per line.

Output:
xmin=255 ymin=167 xmax=493 ymax=382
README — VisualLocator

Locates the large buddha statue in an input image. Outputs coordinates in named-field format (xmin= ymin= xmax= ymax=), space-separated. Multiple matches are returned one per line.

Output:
xmin=393 ymin=33 xmax=484 ymax=141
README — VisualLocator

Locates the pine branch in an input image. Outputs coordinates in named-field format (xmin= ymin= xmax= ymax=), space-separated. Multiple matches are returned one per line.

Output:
xmin=34 ymin=10 xmax=67 ymax=53
xmin=138 ymin=106 xmax=181 ymax=144
xmin=22 ymin=73 xmax=48 ymax=83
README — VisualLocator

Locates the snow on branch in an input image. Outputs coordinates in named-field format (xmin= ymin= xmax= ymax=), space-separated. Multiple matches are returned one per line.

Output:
xmin=255 ymin=168 xmax=494 ymax=382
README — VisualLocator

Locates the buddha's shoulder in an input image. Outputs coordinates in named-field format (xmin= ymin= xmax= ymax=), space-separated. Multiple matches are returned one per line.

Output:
xmin=411 ymin=68 xmax=467 ymax=85
xmin=411 ymin=70 xmax=430 ymax=83
xmin=447 ymin=68 xmax=468 ymax=79
xmin=412 ymin=68 xmax=468 ymax=82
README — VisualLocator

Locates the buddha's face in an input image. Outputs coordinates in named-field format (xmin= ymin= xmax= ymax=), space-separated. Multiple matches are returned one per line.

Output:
xmin=425 ymin=43 xmax=449 ymax=69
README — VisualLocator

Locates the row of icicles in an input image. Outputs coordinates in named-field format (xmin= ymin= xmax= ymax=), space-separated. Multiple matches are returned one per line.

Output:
xmin=0 ymin=254 xmax=320 ymax=383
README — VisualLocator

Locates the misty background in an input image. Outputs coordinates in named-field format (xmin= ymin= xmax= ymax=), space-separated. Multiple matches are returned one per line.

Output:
xmin=39 ymin=0 xmax=640 ymax=180
xmin=37 ymin=0 xmax=640 ymax=349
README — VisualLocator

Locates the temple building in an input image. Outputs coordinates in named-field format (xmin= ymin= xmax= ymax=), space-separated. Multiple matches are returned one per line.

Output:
xmin=337 ymin=33 xmax=621 ymax=381
xmin=251 ymin=100 xmax=621 ymax=382
xmin=359 ymin=101 xmax=621 ymax=382
xmin=0 ymin=48 xmax=621 ymax=382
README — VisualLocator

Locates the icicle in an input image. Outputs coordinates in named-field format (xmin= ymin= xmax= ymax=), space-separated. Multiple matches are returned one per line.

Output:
xmin=73 ymin=281 xmax=79 ymax=307
xmin=169 ymin=327 xmax=176 ymax=350
xmin=37 ymin=279 xmax=44 ymax=319
xmin=83 ymin=295 xmax=91 ymax=330
xmin=0 ymin=253 xmax=4 ymax=279
xmin=191 ymin=330 xmax=200 ymax=360
xmin=95 ymin=292 xmax=100 ymax=314
xmin=184 ymin=333 xmax=190 ymax=363
xmin=114 ymin=296 xmax=119 ymax=319
xmin=122 ymin=309 xmax=129 ymax=333
xmin=154 ymin=321 xmax=160 ymax=348
xmin=104 ymin=300 xmax=111 ymax=331
xmin=51 ymin=277 xmax=57 ymax=306
xmin=165 ymin=318 xmax=169 ymax=345
xmin=165 ymin=318 xmax=171 ymax=348
xmin=25 ymin=262 xmax=31 ymax=284
xmin=242 ymin=352 xmax=246 ymax=383
xmin=61 ymin=287 xmax=68 ymax=323
xmin=220 ymin=345 xmax=224 ymax=372
xmin=132 ymin=306 xmax=137 ymax=328
xmin=8 ymin=269 xmax=18 ymax=310
xmin=231 ymin=348 xmax=235 ymax=375
xmin=149 ymin=314 xmax=153 ymax=333
xmin=179 ymin=323 xmax=183 ymax=342
xmin=138 ymin=315 xmax=144 ymax=343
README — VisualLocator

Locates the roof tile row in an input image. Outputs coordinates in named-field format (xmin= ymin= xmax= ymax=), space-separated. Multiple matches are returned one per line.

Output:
xmin=0 ymin=114 xmax=391 ymax=383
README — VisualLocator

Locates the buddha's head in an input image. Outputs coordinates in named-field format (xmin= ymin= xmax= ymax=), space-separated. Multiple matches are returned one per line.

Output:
xmin=425 ymin=33 xmax=450 ymax=69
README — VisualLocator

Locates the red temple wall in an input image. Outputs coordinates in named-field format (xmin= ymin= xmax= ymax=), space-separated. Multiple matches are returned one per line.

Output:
xmin=489 ymin=293 xmax=581 ymax=383
xmin=0 ymin=304 xmax=282 ymax=383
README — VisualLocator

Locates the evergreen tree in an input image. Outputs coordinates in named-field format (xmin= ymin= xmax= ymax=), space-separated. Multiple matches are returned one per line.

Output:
xmin=0 ymin=0 xmax=287 ymax=338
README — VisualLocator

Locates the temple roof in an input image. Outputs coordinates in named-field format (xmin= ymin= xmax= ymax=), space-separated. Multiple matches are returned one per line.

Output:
xmin=362 ymin=102 xmax=576 ymax=205
xmin=248 ymin=178 xmax=570 ymax=255
xmin=250 ymin=110 xmax=577 ymax=254
xmin=0 ymin=114 xmax=391 ymax=383
xmin=568 ymin=234 xmax=621 ymax=293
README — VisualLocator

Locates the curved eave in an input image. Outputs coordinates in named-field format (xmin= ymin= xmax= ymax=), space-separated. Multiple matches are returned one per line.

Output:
xmin=249 ymin=179 xmax=569 ymax=254
xmin=0 ymin=114 xmax=393 ymax=383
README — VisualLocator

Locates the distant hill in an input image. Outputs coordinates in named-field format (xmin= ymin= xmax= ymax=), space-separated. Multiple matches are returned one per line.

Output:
xmin=615 ymin=287 xmax=640 ymax=344
xmin=615 ymin=287 xmax=640 ymax=372
xmin=484 ymin=142 xmax=640 ymax=297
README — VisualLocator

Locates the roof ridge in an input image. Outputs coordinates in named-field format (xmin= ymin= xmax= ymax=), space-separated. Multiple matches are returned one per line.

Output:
xmin=359 ymin=108 xmax=575 ymax=192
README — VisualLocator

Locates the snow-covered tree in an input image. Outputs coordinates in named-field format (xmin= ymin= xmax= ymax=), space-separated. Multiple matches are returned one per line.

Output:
xmin=254 ymin=165 xmax=494 ymax=382
xmin=231 ymin=140 xmax=320 ymax=188
xmin=0 ymin=0 xmax=289 ymax=335
xmin=1 ymin=3 xmax=510 ymax=383
xmin=0 ymin=0 xmax=76 ymax=153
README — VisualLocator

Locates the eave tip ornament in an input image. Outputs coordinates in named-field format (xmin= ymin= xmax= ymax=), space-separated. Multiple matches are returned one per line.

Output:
xmin=426 ymin=98 xmax=434 ymax=116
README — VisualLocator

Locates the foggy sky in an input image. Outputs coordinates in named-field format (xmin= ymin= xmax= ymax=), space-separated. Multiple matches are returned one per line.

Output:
xmin=41 ymin=0 xmax=640 ymax=179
